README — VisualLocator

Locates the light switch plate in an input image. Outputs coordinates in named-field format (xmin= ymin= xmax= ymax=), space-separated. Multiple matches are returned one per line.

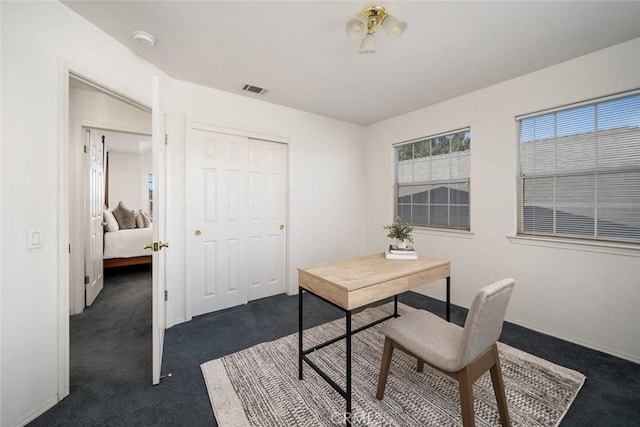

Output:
xmin=27 ymin=227 xmax=43 ymax=250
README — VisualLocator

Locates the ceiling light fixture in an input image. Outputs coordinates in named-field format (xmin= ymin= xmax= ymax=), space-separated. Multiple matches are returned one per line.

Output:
xmin=132 ymin=30 xmax=156 ymax=47
xmin=345 ymin=6 xmax=407 ymax=54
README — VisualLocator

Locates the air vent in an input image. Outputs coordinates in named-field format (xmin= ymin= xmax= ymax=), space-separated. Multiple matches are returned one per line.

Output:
xmin=241 ymin=84 xmax=268 ymax=95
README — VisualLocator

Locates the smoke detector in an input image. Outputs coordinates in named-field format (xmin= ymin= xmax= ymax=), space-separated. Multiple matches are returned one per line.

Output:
xmin=132 ymin=31 xmax=156 ymax=47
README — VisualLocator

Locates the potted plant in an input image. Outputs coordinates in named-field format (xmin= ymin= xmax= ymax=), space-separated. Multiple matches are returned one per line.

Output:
xmin=384 ymin=217 xmax=414 ymax=248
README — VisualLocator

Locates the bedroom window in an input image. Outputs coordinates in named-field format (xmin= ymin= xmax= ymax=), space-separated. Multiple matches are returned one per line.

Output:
xmin=394 ymin=129 xmax=471 ymax=230
xmin=517 ymin=91 xmax=640 ymax=244
xmin=148 ymin=173 xmax=154 ymax=219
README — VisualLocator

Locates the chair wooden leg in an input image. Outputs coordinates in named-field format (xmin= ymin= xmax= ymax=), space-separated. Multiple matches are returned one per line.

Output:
xmin=489 ymin=345 xmax=510 ymax=427
xmin=376 ymin=337 xmax=394 ymax=400
xmin=417 ymin=359 xmax=424 ymax=373
xmin=458 ymin=367 xmax=476 ymax=427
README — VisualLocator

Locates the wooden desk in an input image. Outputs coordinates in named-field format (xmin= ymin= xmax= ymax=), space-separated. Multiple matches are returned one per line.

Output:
xmin=297 ymin=253 xmax=451 ymax=425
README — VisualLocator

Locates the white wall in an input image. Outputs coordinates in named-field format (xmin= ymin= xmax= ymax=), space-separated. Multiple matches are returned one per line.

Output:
xmin=165 ymin=80 xmax=366 ymax=324
xmin=108 ymin=151 xmax=149 ymax=212
xmin=1 ymin=3 xmax=365 ymax=425
xmin=1 ymin=2 xmax=168 ymax=426
xmin=364 ymin=37 xmax=640 ymax=363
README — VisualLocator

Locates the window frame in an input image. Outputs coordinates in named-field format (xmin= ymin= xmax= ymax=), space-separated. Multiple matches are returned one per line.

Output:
xmin=393 ymin=128 xmax=471 ymax=232
xmin=516 ymin=90 xmax=640 ymax=245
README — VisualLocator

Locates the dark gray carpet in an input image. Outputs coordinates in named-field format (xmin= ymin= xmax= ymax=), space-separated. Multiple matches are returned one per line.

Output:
xmin=29 ymin=268 xmax=640 ymax=426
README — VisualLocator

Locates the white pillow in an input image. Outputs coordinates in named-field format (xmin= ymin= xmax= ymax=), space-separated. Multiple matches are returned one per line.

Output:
xmin=103 ymin=209 xmax=119 ymax=232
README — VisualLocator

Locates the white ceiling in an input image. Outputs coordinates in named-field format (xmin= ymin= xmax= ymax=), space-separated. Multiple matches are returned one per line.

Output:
xmin=61 ymin=1 xmax=640 ymax=126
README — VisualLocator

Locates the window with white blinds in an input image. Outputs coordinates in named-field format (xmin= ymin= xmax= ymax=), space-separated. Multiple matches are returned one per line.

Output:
xmin=395 ymin=129 xmax=471 ymax=230
xmin=517 ymin=92 xmax=640 ymax=244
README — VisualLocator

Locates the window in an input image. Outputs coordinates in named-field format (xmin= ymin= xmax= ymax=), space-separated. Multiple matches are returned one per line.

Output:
xmin=394 ymin=129 xmax=471 ymax=230
xmin=148 ymin=173 xmax=154 ymax=219
xmin=517 ymin=92 xmax=640 ymax=244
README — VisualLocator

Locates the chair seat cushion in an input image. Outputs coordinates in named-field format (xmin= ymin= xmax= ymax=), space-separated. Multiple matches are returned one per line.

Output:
xmin=379 ymin=309 xmax=465 ymax=372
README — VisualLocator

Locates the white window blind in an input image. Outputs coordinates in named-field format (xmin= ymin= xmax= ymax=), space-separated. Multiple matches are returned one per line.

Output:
xmin=395 ymin=129 xmax=471 ymax=230
xmin=517 ymin=93 xmax=640 ymax=243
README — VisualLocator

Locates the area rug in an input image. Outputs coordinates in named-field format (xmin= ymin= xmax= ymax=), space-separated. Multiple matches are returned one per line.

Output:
xmin=201 ymin=304 xmax=585 ymax=426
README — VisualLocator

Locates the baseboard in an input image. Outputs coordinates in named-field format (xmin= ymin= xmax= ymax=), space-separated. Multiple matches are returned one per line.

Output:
xmin=171 ymin=316 xmax=186 ymax=327
xmin=506 ymin=318 xmax=640 ymax=365
xmin=9 ymin=396 xmax=58 ymax=427
xmin=406 ymin=290 xmax=640 ymax=365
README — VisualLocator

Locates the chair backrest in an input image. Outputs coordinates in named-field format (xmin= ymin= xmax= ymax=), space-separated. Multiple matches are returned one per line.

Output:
xmin=459 ymin=278 xmax=515 ymax=366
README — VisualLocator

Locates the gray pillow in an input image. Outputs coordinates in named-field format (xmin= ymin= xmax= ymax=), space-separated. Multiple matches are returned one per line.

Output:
xmin=136 ymin=209 xmax=152 ymax=228
xmin=112 ymin=201 xmax=136 ymax=229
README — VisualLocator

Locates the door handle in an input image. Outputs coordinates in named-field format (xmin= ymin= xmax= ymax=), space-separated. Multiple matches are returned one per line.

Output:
xmin=144 ymin=241 xmax=169 ymax=251
xmin=280 ymin=224 xmax=285 ymax=230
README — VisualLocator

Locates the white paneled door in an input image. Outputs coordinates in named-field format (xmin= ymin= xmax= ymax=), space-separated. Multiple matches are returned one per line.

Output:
xmin=151 ymin=76 xmax=167 ymax=385
xmin=85 ymin=129 xmax=105 ymax=306
xmin=247 ymin=139 xmax=287 ymax=301
xmin=187 ymin=128 xmax=287 ymax=318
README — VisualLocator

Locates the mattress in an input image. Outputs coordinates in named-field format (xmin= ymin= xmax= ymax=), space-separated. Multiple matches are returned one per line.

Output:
xmin=103 ymin=227 xmax=153 ymax=259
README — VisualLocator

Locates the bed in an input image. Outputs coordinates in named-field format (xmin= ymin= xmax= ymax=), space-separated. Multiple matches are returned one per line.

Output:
xmin=103 ymin=226 xmax=153 ymax=268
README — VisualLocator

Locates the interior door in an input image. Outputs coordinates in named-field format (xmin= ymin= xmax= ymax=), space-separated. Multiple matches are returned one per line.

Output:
xmin=151 ymin=76 xmax=167 ymax=385
xmin=187 ymin=130 xmax=249 ymax=317
xmin=85 ymin=129 xmax=105 ymax=306
xmin=247 ymin=139 xmax=287 ymax=301
xmin=186 ymin=128 xmax=287 ymax=318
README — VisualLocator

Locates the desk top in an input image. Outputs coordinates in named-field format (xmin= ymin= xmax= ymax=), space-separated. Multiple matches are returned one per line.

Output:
xmin=298 ymin=253 xmax=450 ymax=310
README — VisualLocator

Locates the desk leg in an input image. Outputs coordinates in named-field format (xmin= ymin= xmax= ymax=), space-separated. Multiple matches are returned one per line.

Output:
xmin=298 ymin=287 xmax=304 ymax=380
xmin=345 ymin=310 xmax=352 ymax=426
xmin=446 ymin=276 xmax=451 ymax=322
xmin=393 ymin=295 xmax=399 ymax=318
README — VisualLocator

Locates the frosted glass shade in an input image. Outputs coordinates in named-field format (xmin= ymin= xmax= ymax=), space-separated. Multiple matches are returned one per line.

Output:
xmin=381 ymin=15 xmax=407 ymax=38
xmin=345 ymin=18 xmax=366 ymax=40
xmin=359 ymin=33 xmax=376 ymax=54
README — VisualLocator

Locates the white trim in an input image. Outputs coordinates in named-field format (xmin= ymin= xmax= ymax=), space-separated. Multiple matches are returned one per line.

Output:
xmin=505 ymin=317 xmax=640 ymax=365
xmin=188 ymin=116 xmax=289 ymax=144
xmin=0 ymin=1 xmax=3 ymax=415
xmin=393 ymin=126 xmax=471 ymax=147
xmin=8 ymin=396 xmax=59 ymax=427
xmin=57 ymin=58 xmax=71 ymax=401
xmin=414 ymin=227 xmax=474 ymax=239
xmin=515 ymin=87 xmax=640 ymax=121
xmin=507 ymin=234 xmax=640 ymax=257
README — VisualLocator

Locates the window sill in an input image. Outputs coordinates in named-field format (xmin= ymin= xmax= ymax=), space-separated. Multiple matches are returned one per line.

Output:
xmin=507 ymin=235 xmax=640 ymax=257
xmin=414 ymin=227 xmax=474 ymax=239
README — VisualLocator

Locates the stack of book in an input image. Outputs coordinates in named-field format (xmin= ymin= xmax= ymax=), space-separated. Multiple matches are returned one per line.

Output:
xmin=385 ymin=244 xmax=418 ymax=260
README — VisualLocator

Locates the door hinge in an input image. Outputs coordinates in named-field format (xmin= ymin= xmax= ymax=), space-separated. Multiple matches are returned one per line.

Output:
xmin=164 ymin=134 xmax=168 ymax=145
xmin=69 ymin=244 xmax=72 ymax=254
xmin=84 ymin=275 xmax=90 ymax=285
xmin=83 ymin=145 xmax=88 ymax=153
xmin=164 ymin=290 xmax=168 ymax=301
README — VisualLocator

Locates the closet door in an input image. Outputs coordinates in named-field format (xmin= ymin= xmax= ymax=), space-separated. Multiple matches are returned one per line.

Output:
xmin=186 ymin=127 xmax=287 ymax=318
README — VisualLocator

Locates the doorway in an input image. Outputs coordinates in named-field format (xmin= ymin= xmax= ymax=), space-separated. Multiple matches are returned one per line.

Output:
xmin=64 ymin=72 xmax=156 ymax=400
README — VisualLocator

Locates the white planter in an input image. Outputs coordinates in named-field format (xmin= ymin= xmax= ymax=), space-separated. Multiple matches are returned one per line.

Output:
xmin=396 ymin=240 xmax=407 ymax=249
